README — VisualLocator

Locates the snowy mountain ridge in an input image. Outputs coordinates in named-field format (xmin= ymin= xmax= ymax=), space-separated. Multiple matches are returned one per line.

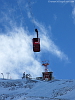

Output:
xmin=0 ymin=78 xmax=75 ymax=100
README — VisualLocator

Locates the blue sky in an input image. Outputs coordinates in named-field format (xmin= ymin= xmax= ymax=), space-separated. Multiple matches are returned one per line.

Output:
xmin=0 ymin=0 xmax=75 ymax=79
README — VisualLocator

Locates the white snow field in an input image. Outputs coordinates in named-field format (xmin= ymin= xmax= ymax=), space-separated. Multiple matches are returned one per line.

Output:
xmin=0 ymin=78 xmax=75 ymax=100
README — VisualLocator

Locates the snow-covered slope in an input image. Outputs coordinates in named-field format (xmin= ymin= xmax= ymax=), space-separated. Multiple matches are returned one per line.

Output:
xmin=0 ymin=79 xmax=75 ymax=100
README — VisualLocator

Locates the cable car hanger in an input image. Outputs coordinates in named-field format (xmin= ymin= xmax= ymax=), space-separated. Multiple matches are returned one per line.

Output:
xmin=35 ymin=29 xmax=38 ymax=38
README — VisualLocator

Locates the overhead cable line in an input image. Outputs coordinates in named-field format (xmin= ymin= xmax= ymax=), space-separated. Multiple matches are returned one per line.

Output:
xmin=27 ymin=0 xmax=36 ymax=29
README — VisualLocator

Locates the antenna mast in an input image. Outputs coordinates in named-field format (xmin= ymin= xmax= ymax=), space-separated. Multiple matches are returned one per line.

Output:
xmin=42 ymin=61 xmax=49 ymax=72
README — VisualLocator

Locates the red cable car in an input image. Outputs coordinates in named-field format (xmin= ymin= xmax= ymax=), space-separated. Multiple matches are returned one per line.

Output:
xmin=32 ymin=29 xmax=40 ymax=52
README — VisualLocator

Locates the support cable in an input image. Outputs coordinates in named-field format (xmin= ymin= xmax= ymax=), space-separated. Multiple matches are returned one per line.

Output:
xmin=27 ymin=0 xmax=36 ymax=30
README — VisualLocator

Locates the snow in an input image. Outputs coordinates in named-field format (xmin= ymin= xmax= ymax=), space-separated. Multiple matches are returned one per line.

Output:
xmin=0 ymin=78 xmax=75 ymax=100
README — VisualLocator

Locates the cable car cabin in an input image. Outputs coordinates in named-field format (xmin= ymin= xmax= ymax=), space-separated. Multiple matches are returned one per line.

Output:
xmin=32 ymin=38 xmax=40 ymax=52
